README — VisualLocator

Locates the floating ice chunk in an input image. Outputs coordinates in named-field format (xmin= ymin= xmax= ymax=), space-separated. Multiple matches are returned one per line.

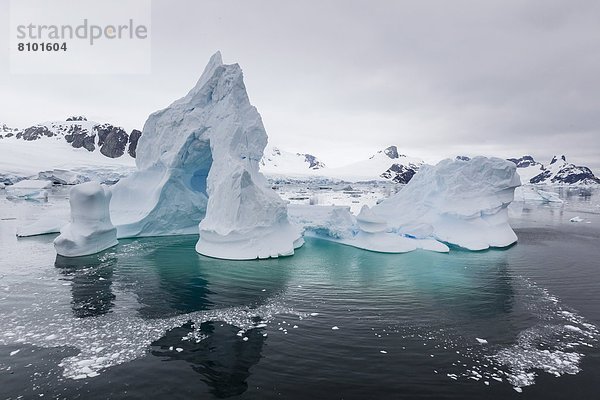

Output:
xmin=564 ymin=325 xmax=582 ymax=333
xmin=476 ymin=338 xmax=488 ymax=344
xmin=38 ymin=169 xmax=88 ymax=185
xmin=371 ymin=157 xmax=520 ymax=250
xmin=17 ymin=217 xmax=64 ymax=237
xmin=289 ymin=204 xmax=448 ymax=253
xmin=5 ymin=179 xmax=51 ymax=200
xmin=9 ymin=349 xmax=20 ymax=356
xmin=569 ymin=216 xmax=584 ymax=223
xmin=513 ymin=186 xmax=563 ymax=203
xmin=6 ymin=179 xmax=52 ymax=190
xmin=331 ymin=326 xmax=339 ymax=330
xmin=54 ymin=182 xmax=118 ymax=257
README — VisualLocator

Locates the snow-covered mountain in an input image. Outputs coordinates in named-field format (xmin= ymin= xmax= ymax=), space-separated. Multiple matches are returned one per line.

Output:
xmin=261 ymin=145 xmax=423 ymax=183
xmin=507 ymin=155 xmax=546 ymax=184
xmin=323 ymin=146 xmax=424 ymax=183
xmin=508 ymin=155 xmax=599 ymax=185
xmin=0 ymin=117 xmax=138 ymax=185
xmin=530 ymin=155 xmax=599 ymax=185
xmin=0 ymin=116 xmax=140 ymax=159
xmin=1 ymin=123 xmax=19 ymax=135
xmin=260 ymin=146 xmax=326 ymax=175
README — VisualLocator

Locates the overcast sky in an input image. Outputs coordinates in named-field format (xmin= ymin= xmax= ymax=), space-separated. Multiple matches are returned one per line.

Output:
xmin=1 ymin=0 xmax=599 ymax=171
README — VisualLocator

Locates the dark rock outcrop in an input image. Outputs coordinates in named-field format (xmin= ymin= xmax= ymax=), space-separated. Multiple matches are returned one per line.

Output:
xmin=551 ymin=165 xmax=599 ymax=184
xmin=94 ymin=124 xmax=129 ymax=158
xmin=17 ymin=125 xmax=56 ymax=141
xmin=383 ymin=145 xmax=399 ymax=159
xmin=507 ymin=155 xmax=542 ymax=168
xmin=64 ymin=124 xmax=95 ymax=151
xmin=529 ymin=170 xmax=552 ymax=184
xmin=303 ymin=154 xmax=325 ymax=169
xmin=66 ymin=116 xmax=87 ymax=121
xmin=128 ymin=129 xmax=142 ymax=158
xmin=381 ymin=163 xmax=417 ymax=184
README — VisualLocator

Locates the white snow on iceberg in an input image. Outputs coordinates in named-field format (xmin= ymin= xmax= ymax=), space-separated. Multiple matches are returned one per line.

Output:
xmin=54 ymin=182 xmax=118 ymax=257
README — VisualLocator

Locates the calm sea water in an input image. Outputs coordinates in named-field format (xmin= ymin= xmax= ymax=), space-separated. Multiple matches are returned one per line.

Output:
xmin=0 ymin=186 xmax=599 ymax=399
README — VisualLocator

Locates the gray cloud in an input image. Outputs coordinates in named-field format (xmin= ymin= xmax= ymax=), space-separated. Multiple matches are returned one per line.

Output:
xmin=0 ymin=0 xmax=598 ymax=171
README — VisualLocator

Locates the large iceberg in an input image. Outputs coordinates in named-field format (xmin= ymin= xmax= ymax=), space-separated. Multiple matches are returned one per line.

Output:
xmin=54 ymin=182 xmax=118 ymax=257
xmin=289 ymin=156 xmax=520 ymax=252
xmin=110 ymin=51 xmax=302 ymax=259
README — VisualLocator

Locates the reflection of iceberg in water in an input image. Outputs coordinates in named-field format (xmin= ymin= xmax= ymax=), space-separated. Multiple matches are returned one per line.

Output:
xmin=130 ymin=239 xmax=214 ymax=319
xmin=151 ymin=321 xmax=265 ymax=398
xmin=114 ymin=237 xmax=293 ymax=319
xmin=54 ymin=253 xmax=116 ymax=318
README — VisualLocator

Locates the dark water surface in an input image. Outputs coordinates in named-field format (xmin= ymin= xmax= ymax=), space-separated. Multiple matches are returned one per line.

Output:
xmin=0 ymin=187 xmax=599 ymax=399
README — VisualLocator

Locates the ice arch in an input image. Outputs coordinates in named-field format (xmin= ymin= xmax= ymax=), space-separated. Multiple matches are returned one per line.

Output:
xmin=110 ymin=52 xmax=303 ymax=259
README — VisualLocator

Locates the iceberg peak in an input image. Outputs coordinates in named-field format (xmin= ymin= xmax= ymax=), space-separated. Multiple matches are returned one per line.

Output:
xmin=383 ymin=145 xmax=400 ymax=159
xmin=108 ymin=52 xmax=303 ymax=258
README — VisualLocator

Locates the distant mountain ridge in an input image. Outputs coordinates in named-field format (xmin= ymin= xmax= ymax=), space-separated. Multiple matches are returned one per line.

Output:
xmin=2 ymin=118 xmax=597 ymax=186
xmin=260 ymin=146 xmax=326 ymax=174
xmin=508 ymin=155 xmax=599 ymax=185
xmin=0 ymin=116 xmax=141 ymax=159
xmin=261 ymin=145 xmax=424 ymax=183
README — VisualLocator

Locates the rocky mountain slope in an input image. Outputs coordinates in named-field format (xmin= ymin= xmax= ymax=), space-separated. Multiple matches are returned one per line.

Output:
xmin=509 ymin=155 xmax=599 ymax=185
xmin=0 ymin=116 xmax=141 ymax=159
xmin=0 ymin=117 xmax=138 ymax=185
xmin=317 ymin=146 xmax=424 ymax=183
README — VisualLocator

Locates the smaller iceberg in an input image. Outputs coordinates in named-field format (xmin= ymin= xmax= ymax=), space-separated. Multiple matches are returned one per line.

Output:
xmin=371 ymin=156 xmax=520 ymax=250
xmin=54 ymin=182 xmax=118 ymax=257
xmin=290 ymin=156 xmax=520 ymax=253
xmin=513 ymin=186 xmax=563 ymax=203
xmin=5 ymin=179 xmax=51 ymax=201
